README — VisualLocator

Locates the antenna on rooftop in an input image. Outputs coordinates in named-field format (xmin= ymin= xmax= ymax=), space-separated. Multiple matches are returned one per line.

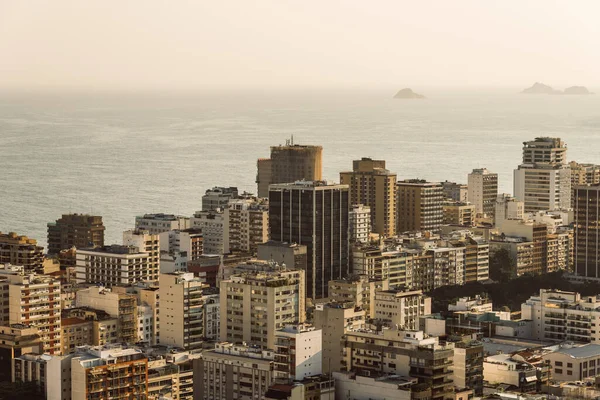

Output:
xmin=291 ymin=134 xmax=294 ymax=145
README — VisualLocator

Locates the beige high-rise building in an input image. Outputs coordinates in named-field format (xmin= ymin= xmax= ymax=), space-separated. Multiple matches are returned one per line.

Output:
xmin=256 ymin=140 xmax=323 ymax=198
xmin=373 ymin=289 xmax=432 ymax=330
xmin=123 ymin=229 xmax=160 ymax=284
xmin=0 ymin=232 xmax=44 ymax=273
xmin=340 ymin=158 xmax=397 ymax=237
xmin=313 ymin=302 xmax=366 ymax=374
xmin=75 ymin=286 xmax=138 ymax=345
xmin=570 ymin=162 xmax=600 ymax=207
xmin=443 ymin=201 xmax=476 ymax=226
xmin=396 ymin=179 xmax=444 ymax=233
xmin=0 ymin=265 xmax=61 ymax=355
xmin=220 ymin=261 xmax=305 ymax=350
xmin=159 ymin=272 xmax=210 ymax=350
xmin=468 ymin=168 xmax=498 ymax=217
xmin=226 ymin=196 xmax=269 ymax=254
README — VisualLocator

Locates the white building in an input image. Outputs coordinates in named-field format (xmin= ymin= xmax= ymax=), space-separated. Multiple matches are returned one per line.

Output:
xmin=495 ymin=194 xmax=525 ymax=228
xmin=203 ymin=293 xmax=220 ymax=340
xmin=373 ymin=289 xmax=431 ymax=330
xmin=522 ymin=289 xmax=600 ymax=343
xmin=75 ymin=245 xmax=151 ymax=286
xmin=191 ymin=210 xmax=229 ymax=255
xmin=134 ymin=213 xmax=190 ymax=235
xmin=349 ymin=204 xmax=372 ymax=244
xmin=123 ymin=229 xmax=160 ymax=284
xmin=514 ymin=137 xmax=571 ymax=212
xmin=468 ymin=168 xmax=498 ymax=217
xmin=448 ymin=295 xmax=493 ymax=313
xmin=159 ymin=228 xmax=203 ymax=261
xmin=542 ymin=344 xmax=600 ymax=382
xmin=202 ymin=186 xmax=239 ymax=211
xmin=274 ymin=324 xmax=322 ymax=380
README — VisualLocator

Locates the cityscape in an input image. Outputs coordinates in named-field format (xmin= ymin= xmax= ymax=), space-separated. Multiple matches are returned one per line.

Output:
xmin=2 ymin=136 xmax=600 ymax=400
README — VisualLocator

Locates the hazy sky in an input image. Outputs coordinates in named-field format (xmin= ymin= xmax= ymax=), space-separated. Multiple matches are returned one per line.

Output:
xmin=1 ymin=1 xmax=599 ymax=90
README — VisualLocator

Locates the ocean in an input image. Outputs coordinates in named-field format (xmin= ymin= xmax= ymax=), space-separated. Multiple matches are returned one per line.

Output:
xmin=1 ymin=88 xmax=599 ymax=249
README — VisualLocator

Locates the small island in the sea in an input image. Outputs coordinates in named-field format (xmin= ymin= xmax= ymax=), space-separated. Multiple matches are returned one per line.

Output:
xmin=394 ymin=88 xmax=425 ymax=99
xmin=521 ymin=82 xmax=593 ymax=95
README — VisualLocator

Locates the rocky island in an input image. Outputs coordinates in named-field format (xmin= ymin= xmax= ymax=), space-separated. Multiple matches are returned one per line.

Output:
xmin=521 ymin=82 xmax=560 ymax=94
xmin=522 ymin=82 xmax=593 ymax=95
xmin=394 ymin=88 xmax=425 ymax=99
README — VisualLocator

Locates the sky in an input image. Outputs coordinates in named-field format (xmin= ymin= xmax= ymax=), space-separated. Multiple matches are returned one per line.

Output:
xmin=1 ymin=1 xmax=599 ymax=90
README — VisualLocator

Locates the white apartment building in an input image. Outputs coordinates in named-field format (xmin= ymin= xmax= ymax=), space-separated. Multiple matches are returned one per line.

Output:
xmin=373 ymin=289 xmax=432 ymax=330
xmin=274 ymin=324 xmax=322 ymax=380
xmin=522 ymin=289 xmax=600 ymax=343
xmin=1 ymin=265 xmax=62 ymax=355
xmin=123 ymin=229 xmax=160 ymax=284
xmin=542 ymin=344 xmax=600 ymax=382
xmin=201 ymin=186 xmax=239 ymax=211
xmin=349 ymin=204 xmax=372 ymax=244
xmin=75 ymin=245 xmax=151 ymax=286
xmin=159 ymin=272 xmax=210 ymax=350
xmin=514 ymin=137 xmax=571 ymax=212
xmin=220 ymin=261 xmax=306 ymax=350
xmin=468 ymin=168 xmax=498 ymax=217
xmin=135 ymin=213 xmax=190 ymax=235
xmin=495 ymin=194 xmax=525 ymax=228
xmin=160 ymin=228 xmax=203 ymax=261
xmin=191 ymin=210 xmax=229 ymax=255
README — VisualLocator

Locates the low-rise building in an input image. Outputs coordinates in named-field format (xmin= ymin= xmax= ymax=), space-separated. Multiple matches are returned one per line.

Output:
xmin=373 ymin=289 xmax=431 ymax=330
xmin=483 ymin=353 xmax=539 ymax=393
xmin=76 ymin=245 xmax=151 ymax=286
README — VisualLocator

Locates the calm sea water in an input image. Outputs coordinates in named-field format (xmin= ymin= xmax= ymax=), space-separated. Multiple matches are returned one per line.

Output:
xmin=1 ymin=88 xmax=599 ymax=249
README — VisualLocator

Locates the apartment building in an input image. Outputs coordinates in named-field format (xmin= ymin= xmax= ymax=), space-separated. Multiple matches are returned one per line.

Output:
xmin=514 ymin=137 xmax=571 ymax=212
xmin=442 ymin=181 xmax=468 ymax=202
xmin=226 ymin=196 xmax=269 ymax=254
xmin=0 ymin=265 xmax=61 ymax=355
xmin=123 ymin=229 xmax=160 ymax=284
xmin=542 ymin=344 xmax=600 ymax=382
xmin=373 ymin=289 xmax=431 ymax=330
xmin=193 ymin=342 xmax=276 ymax=400
xmin=47 ymin=214 xmax=105 ymax=255
xmin=328 ymin=275 xmax=388 ymax=318
xmin=160 ymin=228 xmax=203 ymax=261
xmin=269 ymin=180 xmax=349 ymax=299
xmin=202 ymin=186 xmax=239 ymax=211
xmin=495 ymin=194 xmax=525 ymax=228
xmin=341 ymin=328 xmax=455 ymax=400
xmin=340 ymin=158 xmax=397 ymax=237
xmin=396 ymin=179 xmax=444 ymax=233
xmin=75 ymin=245 xmax=151 ymax=286
xmin=349 ymin=204 xmax=372 ymax=244
xmin=273 ymin=324 xmax=322 ymax=381
xmin=313 ymin=302 xmax=366 ymax=374
xmin=220 ymin=261 xmax=305 ymax=349
xmin=61 ymin=317 xmax=93 ymax=354
xmin=256 ymin=241 xmax=308 ymax=272
xmin=452 ymin=339 xmax=484 ymax=395
xmin=0 ymin=324 xmax=41 ymax=382
xmin=0 ymin=232 xmax=44 ymax=273
xmin=468 ymin=168 xmax=498 ymax=217
xmin=256 ymin=140 xmax=323 ymax=198
xmin=71 ymin=345 xmax=148 ymax=400
xmin=63 ymin=308 xmax=120 ymax=347
xmin=574 ymin=184 xmax=600 ymax=279
xmin=443 ymin=201 xmax=476 ymax=226
xmin=147 ymin=353 xmax=196 ymax=400
xmin=159 ymin=272 xmax=210 ymax=350
xmin=191 ymin=209 xmax=229 ymax=255
xmin=75 ymin=286 xmax=138 ymax=345
xmin=570 ymin=162 xmax=600 ymax=207
xmin=135 ymin=213 xmax=190 ymax=235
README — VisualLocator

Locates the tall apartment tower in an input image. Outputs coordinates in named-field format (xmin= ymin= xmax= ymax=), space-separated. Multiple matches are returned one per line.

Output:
xmin=160 ymin=272 xmax=210 ymax=350
xmin=202 ymin=186 xmax=239 ymax=211
xmin=123 ymin=229 xmax=160 ymax=284
xmin=47 ymin=214 xmax=105 ymax=255
xmin=468 ymin=168 xmax=498 ymax=217
xmin=219 ymin=261 xmax=306 ymax=349
xmin=570 ymin=161 xmax=600 ymax=207
xmin=256 ymin=139 xmax=323 ymax=198
xmin=340 ymin=158 xmax=396 ymax=237
xmin=349 ymin=204 xmax=371 ymax=244
xmin=0 ymin=232 xmax=44 ymax=273
xmin=0 ymin=265 xmax=62 ymax=355
xmin=396 ymin=180 xmax=444 ymax=233
xmin=574 ymin=185 xmax=600 ymax=278
xmin=269 ymin=181 xmax=349 ymax=299
xmin=514 ymin=137 xmax=571 ymax=212
xmin=226 ymin=196 xmax=269 ymax=254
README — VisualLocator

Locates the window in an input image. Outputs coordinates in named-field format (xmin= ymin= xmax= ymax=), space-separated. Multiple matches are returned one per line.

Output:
xmin=555 ymin=361 xmax=563 ymax=367
xmin=555 ymin=369 xmax=563 ymax=374
xmin=568 ymin=363 xmax=573 ymax=368
xmin=567 ymin=371 xmax=573 ymax=376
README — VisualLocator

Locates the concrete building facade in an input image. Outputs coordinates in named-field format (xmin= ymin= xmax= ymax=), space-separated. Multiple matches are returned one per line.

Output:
xmin=47 ymin=214 xmax=105 ymax=255
xmin=396 ymin=180 xmax=444 ymax=233
xmin=468 ymin=168 xmax=498 ymax=217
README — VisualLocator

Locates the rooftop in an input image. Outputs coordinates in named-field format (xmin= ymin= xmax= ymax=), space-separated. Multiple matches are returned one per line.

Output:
xmin=556 ymin=344 xmax=600 ymax=359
